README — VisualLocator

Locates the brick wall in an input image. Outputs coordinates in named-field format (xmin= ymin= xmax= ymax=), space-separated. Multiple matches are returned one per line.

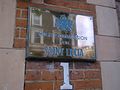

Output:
xmin=15 ymin=0 xmax=102 ymax=90
xmin=25 ymin=61 xmax=102 ymax=90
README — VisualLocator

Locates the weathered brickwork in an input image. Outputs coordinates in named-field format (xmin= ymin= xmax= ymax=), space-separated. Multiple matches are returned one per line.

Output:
xmin=14 ymin=0 xmax=102 ymax=90
xmin=25 ymin=61 xmax=102 ymax=90
xmin=14 ymin=1 xmax=28 ymax=48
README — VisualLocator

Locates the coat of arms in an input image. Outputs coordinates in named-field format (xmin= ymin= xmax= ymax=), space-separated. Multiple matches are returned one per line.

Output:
xmin=55 ymin=15 xmax=73 ymax=32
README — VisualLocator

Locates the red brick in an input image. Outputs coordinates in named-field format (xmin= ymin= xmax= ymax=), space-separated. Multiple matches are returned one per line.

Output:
xmin=55 ymin=71 xmax=63 ymax=80
xmin=54 ymin=81 xmax=63 ymax=90
xmin=44 ymin=0 xmax=64 ymax=5
xmin=71 ymin=9 xmax=95 ymax=16
xmin=22 ymin=9 xmax=28 ymax=18
xmin=87 ymin=4 xmax=96 ymax=11
xmin=79 ymin=4 xmax=95 ymax=11
xmin=17 ymin=1 xmax=28 ymax=9
xmin=63 ymin=1 xmax=80 ymax=9
xmin=53 ymin=5 xmax=70 ymax=13
xmin=70 ymin=70 xmax=84 ymax=80
xmin=54 ymin=62 xmax=73 ymax=69
xmin=72 ymin=80 xmax=102 ymax=90
xmin=20 ymin=29 xmax=27 ymax=38
xmin=26 ymin=61 xmax=54 ymax=70
xmin=74 ymin=62 xmax=100 ymax=69
xmin=42 ymin=3 xmax=70 ymax=13
xmin=14 ymin=38 xmax=26 ymax=48
xmin=44 ymin=0 xmax=93 ymax=11
xmin=25 ymin=82 xmax=53 ymax=90
xmin=41 ymin=70 xmax=55 ymax=80
xmin=54 ymin=62 xmax=63 ymax=69
xmin=15 ymin=29 xmax=20 ymax=38
xmin=44 ymin=0 xmax=87 ymax=5
xmin=16 ymin=19 xmax=27 ymax=27
xmin=16 ymin=9 xmax=21 ymax=17
xmin=84 ymin=70 xmax=101 ymax=79
xmin=25 ymin=71 xmax=41 ymax=80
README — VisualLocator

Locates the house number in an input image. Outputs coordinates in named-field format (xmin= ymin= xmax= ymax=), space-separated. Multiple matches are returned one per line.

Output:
xmin=60 ymin=63 xmax=73 ymax=90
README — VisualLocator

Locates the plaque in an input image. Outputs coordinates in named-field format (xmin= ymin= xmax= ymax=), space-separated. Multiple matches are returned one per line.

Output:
xmin=26 ymin=7 xmax=96 ymax=61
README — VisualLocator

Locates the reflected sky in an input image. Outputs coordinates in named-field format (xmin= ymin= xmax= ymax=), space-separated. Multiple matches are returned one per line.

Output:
xmin=76 ymin=15 xmax=94 ymax=47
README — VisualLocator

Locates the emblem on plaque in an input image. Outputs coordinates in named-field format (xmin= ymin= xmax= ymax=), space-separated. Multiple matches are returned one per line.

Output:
xmin=55 ymin=15 xmax=73 ymax=32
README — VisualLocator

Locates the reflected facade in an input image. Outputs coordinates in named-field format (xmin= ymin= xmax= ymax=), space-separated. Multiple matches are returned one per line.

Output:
xmin=26 ymin=7 xmax=96 ymax=61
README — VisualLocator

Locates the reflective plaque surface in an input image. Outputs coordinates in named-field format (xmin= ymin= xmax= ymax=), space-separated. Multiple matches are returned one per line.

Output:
xmin=26 ymin=7 xmax=96 ymax=61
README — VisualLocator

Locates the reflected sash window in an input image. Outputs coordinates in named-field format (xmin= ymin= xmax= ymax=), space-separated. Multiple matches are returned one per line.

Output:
xmin=30 ymin=28 xmax=43 ymax=44
xmin=32 ymin=13 xmax=42 ymax=26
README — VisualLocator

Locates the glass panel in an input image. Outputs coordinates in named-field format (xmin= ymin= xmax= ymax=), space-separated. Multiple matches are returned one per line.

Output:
xmin=26 ymin=7 xmax=96 ymax=61
xmin=34 ymin=14 xmax=40 ymax=25
xmin=34 ymin=32 xmax=41 ymax=43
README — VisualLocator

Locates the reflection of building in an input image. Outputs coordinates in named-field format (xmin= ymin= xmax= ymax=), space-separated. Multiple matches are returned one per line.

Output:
xmin=29 ymin=8 xmax=95 ymax=58
xmin=82 ymin=46 xmax=95 ymax=59
xmin=29 ymin=8 xmax=74 ymax=57
xmin=30 ymin=9 xmax=62 ymax=46
xmin=30 ymin=9 xmax=64 ymax=56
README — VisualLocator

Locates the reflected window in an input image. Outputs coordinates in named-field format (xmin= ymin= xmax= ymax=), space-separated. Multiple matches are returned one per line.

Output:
xmin=53 ymin=30 xmax=62 ymax=45
xmin=32 ymin=13 xmax=42 ymax=26
xmin=30 ymin=28 xmax=43 ymax=44
xmin=53 ymin=15 xmax=56 ymax=27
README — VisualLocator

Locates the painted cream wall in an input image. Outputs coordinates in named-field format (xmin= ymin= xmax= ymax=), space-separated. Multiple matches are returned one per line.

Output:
xmin=0 ymin=0 xmax=25 ymax=90
xmin=0 ymin=0 xmax=16 ymax=48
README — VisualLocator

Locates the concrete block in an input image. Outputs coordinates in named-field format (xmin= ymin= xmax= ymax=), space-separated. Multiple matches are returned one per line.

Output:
xmin=101 ymin=62 xmax=120 ymax=90
xmin=0 ymin=49 xmax=25 ymax=90
xmin=96 ymin=35 xmax=120 ymax=61
xmin=0 ymin=0 xmax=16 ymax=48
xmin=96 ymin=6 xmax=120 ymax=37
xmin=87 ymin=0 xmax=115 ymax=8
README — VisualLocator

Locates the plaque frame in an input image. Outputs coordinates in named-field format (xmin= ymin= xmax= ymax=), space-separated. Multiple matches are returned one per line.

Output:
xmin=26 ymin=6 xmax=96 ymax=62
